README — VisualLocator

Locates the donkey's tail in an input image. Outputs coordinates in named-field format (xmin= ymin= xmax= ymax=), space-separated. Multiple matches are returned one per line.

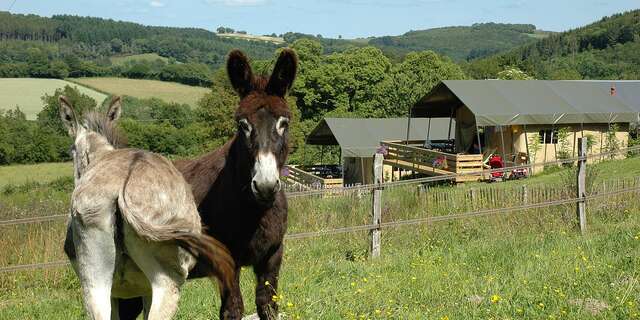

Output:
xmin=173 ymin=232 xmax=235 ymax=287
xmin=119 ymin=207 xmax=235 ymax=286
xmin=117 ymin=194 xmax=234 ymax=285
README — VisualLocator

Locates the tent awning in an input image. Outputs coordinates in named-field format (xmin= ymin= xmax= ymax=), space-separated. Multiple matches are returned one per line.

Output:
xmin=307 ymin=117 xmax=455 ymax=158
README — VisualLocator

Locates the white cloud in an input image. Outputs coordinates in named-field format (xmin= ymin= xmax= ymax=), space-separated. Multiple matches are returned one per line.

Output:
xmin=205 ymin=0 xmax=267 ymax=7
xmin=149 ymin=1 xmax=165 ymax=7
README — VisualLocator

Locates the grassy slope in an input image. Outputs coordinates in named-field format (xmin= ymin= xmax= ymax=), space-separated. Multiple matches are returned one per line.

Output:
xmin=1 ymin=202 xmax=638 ymax=319
xmin=1 ymin=157 xmax=639 ymax=318
xmin=0 ymin=79 xmax=108 ymax=120
xmin=68 ymin=77 xmax=209 ymax=106
xmin=0 ymin=162 xmax=72 ymax=188
xmin=109 ymin=53 xmax=170 ymax=66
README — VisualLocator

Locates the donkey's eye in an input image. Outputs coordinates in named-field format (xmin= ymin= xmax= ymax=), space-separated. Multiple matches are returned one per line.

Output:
xmin=276 ymin=117 xmax=289 ymax=136
xmin=238 ymin=119 xmax=252 ymax=137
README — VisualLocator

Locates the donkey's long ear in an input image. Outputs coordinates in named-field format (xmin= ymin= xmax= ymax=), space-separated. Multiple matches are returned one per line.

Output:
xmin=106 ymin=96 xmax=122 ymax=124
xmin=266 ymin=48 xmax=298 ymax=97
xmin=227 ymin=50 xmax=254 ymax=98
xmin=59 ymin=96 xmax=78 ymax=136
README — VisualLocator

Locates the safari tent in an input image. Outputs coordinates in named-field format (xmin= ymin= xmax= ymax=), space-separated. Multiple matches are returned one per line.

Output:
xmin=286 ymin=117 xmax=454 ymax=187
xmin=391 ymin=80 xmax=640 ymax=178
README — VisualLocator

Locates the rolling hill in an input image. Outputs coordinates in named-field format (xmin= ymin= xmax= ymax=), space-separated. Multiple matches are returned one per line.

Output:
xmin=68 ymin=77 xmax=209 ymax=106
xmin=0 ymin=78 xmax=107 ymax=120
xmin=367 ymin=23 xmax=551 ymax=61
xmin=466 ymin=10 xmax=640 ymax=80
xmin=282 ymin=23 xmax=551 ymax=61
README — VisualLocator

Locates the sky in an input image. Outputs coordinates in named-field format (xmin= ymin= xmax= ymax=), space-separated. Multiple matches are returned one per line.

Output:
xmin=2 ymin=0 xmax=639 ymax=38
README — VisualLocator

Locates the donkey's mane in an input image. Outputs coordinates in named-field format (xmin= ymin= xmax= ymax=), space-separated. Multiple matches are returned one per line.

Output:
xmin=83 ymin=111 xmax=127 ymax=148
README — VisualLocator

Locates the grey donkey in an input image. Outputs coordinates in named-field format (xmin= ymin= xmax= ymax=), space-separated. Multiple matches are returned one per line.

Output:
xmin=60 ymin=96 xmax=234 ymax=320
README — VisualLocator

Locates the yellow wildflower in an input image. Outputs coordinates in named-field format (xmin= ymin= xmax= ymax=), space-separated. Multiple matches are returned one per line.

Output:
xmin=491 ymin=294 xmax=501 ymax=303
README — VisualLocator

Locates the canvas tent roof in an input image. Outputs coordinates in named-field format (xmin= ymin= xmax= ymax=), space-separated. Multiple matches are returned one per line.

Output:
xmin=307 ymin=118 xmax=455 ymax=158
xmin=583 ymin=80 xmax=640 ymax=112
xmin=412 ymin=80 xmax=640 ymax=126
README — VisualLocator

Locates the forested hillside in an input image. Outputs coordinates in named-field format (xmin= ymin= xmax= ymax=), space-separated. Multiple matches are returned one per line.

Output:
xmin=369 ymin=23 xmax=548 ymax=61
xmin=282 ymin=23 xmax=548 ymax=62
xmin=0 ymin=11 xmax=278 ymax=84
xmin=466 ymin=10 xmax=640 ymax=79
xmin=0 ymin=38 xmax=466 ymax=165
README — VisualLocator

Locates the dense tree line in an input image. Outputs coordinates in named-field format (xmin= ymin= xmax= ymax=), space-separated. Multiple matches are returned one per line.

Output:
xmin=0 ymin=11 xmax=279 ymax=80
xmin=0 ymin=40 xmax=464 ymax=165
xmin=465 ymin=10 xmax=640 ymax=79
xmin=368 ymin=23 xmax=541 ymax=61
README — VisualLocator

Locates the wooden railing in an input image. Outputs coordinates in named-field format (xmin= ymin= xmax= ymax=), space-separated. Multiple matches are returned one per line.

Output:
xmin=381 ymin=140 xmax=484 ymax=182
xmin=282 ymin=166 xmax=343 ymax=190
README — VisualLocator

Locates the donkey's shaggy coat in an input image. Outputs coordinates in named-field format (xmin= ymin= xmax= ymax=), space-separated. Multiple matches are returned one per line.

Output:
xmin=61 ymin=96 xmax=234 ymax=320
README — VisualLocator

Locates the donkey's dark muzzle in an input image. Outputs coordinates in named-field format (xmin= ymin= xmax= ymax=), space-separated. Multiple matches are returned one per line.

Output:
xmin=252 ymin=179 xmax=281 ymax=203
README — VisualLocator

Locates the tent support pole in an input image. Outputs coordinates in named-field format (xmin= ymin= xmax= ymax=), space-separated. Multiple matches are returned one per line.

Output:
xmin=476 ymin=125 xmax=482 ymax=155
xmin=360 ymin=157 xmax=365 ymax=184
xmin=447 ymin=107 xmax=454 ymax=141
xmin=405 ymin=106 xmax=412 ymax=145
xmin=427 ymin=118 xmax=431 ymax=144
xmin=543 ymin=130 xmax=548 ymax=165
xmin=340 ymin=149 xmax=344 ymax=185
xmin=500 ymin=125 xmax=507 ymax=162
xmin=524 ymin=124 xmax=531 ymax=172
xmin=552 ymin=125 xmax=557 ymax=161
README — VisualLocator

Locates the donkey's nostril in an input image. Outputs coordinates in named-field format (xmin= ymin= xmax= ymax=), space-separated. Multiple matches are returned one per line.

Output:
xmin=274 ymin=179 xmax=281 ymax=192
xmin=252 ymin=180 xmax=259 ymax=191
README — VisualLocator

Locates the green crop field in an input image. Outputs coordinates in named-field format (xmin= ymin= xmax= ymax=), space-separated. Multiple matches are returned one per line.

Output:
xmin=0 ymin=162 xmax=72 ymax=189
xmin=1 ymin=157 xmax=639 ymax=319
xmin=68 ymin=77 xmax=209 ymax=106
xmin=109 ymin=53 xmax=170 ymax=66
xmin=0 ymin=79 xmax=108 ymax=120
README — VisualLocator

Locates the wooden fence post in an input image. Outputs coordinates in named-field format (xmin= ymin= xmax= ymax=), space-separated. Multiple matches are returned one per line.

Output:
xmin=577 ymin=138 xmax=587 ymax=235
xmin=522 ymin=185 xmax=528 ymax=204
xmin=371 ymin=153 xmax=383 ymax=258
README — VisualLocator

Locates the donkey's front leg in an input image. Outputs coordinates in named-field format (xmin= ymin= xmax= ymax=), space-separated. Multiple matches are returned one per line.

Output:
xmin=219 ymin=267 xmax=244 ymax=320
xmin=254 ymin=245 xmax=283 ymax=320
xmin=71 ymin=217 xmax=117 ymax=320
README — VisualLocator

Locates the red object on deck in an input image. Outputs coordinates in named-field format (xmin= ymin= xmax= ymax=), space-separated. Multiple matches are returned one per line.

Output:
xmin=488 ymin=155 xmax=505 ymax=178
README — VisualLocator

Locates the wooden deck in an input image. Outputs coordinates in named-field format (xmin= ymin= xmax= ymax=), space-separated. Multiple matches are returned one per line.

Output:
xmin=282 ymin=165 xmax=343 ymax=190
xmin=381 ymin=140 xmax=484 ymax=183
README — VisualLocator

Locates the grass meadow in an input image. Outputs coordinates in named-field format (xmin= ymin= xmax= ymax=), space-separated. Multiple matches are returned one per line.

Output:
xmin=1 ymin=157 xmax=639 ymax=319
xmin=109 ymin=53 xmax=170 ymax=66
xmin=0 ymin=78 xmax=107 ymax=120
xmin=0 ymin=162 xmax=72 ymax=189
xmin=68 ymin=77 xmax=210 ymax=106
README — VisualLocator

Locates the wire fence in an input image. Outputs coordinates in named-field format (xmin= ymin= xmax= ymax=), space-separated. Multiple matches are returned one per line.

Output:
xmin=1 ymin=145 xmax=639 ymax=273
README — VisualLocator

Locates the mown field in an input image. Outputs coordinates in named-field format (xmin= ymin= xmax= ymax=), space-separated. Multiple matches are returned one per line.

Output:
xmin=1 ymin=157 xmax=639 ymax=319
xmin=68 ymin=77 xmax=210 ymax=106
xmin=0 ymin=162 xmax=71 ymax=188
xmin=0 ymin=78 xmax=107 ymax=120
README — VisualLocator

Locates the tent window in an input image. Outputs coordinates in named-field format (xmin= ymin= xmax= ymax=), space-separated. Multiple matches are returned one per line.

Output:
xmin=539 ymin=129 xmax=558 ymax=144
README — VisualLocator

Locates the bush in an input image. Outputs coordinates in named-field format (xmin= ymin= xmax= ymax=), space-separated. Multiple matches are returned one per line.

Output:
xmin=0 ymin=108 xmax=72 ymax=165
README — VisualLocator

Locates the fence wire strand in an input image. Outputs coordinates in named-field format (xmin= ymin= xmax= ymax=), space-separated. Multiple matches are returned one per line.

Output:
xmin=2 ymin=184 xmax=638 ymax=274
xmin=1 ymin=146 xmax=639 ymax=225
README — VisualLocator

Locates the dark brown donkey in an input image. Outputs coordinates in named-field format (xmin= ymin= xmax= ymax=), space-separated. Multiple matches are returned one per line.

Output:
xmin=119 ymin=49 xmax=297 ymax=320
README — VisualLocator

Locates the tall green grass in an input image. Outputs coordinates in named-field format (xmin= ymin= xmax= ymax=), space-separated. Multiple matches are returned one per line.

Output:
xmin=1 ymin=158 xmax=639 ymax=318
